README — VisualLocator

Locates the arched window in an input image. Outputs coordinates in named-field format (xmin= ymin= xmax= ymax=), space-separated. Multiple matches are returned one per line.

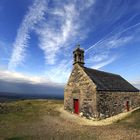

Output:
xmin=79 ymin=54 xmax=81 ymax=61
xmin=74 ymin=54 xmax=77 ymax=62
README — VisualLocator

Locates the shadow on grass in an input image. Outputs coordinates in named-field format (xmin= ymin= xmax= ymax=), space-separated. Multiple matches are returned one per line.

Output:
xmin=5 ymin=136 xmax=26 ymax=140
xmin=5 ymin=134 xmax=97 ymax=140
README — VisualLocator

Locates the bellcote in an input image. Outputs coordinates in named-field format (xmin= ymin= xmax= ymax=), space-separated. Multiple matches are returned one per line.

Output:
xmin=73 ymin=44 xmax=85 ymax=66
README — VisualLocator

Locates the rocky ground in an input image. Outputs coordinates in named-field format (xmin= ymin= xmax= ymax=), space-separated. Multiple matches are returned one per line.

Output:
xmin=0 ymin=99 xmax=140 ymax=140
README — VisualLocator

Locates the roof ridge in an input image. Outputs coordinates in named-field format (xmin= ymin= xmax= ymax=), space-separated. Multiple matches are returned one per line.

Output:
xmin=84 ymin=67 xmax=120 ymax=76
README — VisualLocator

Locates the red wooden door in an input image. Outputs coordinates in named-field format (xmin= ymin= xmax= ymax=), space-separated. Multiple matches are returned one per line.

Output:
xmin=74 ymin=99 xmax=79 ymax=114
xmin=126 ymin=101 xmax=130 ymax=111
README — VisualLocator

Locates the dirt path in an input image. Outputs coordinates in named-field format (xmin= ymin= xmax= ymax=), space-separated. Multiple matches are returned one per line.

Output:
xmin=58 ymin=107 xmax=140 ymax=126
xmin=55 ymin=106 xmax=140 ymax=140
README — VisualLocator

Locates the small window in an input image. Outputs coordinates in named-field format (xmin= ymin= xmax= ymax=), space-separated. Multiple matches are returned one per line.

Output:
xmin=79 ymin=54 xmax=81 ymax=61
xmin=126 ymin=100 xmax=130 ymax=111
xmin=74 ymin=54 xmax=76 ymax=61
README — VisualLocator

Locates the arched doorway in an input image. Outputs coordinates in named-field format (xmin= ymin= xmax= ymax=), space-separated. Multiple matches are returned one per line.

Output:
xmin=126 ymin=100 xmax=130 ymax=111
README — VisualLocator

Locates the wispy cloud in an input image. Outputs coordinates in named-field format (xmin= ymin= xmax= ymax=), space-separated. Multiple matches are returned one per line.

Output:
xmin=0 ymin=70 xmax=64 ymax=95
xmin=6 ymin=0 xmax=140 ymax=84
xmin=8 ymin=0 xmax=47 ymax=70
xmin=130 ymin=80 xmax=140 ymax=90
xmin=35 ymin=0 xmax=96 ymax=64
xmin=86 ymin=14 xmax=140 ymax=53
xmin=36 ymin=0 xmax=140 ymax=81
xmin=0 ymin=69 xmax=64 ymax=87
xmin=45 ymin=60 xmax=71 ymax=83
xmin=85 ymin=20 xmax=140 ymax=69
xmin=32 ymin=0 xmax=96 ymax=83
xmin=35 ymin=3 xmax=77 ymax=64
xmin=83 ymin=1 xmax=140 ymax=69
xmin=0 ymin=70 xmax=45 ymax=84
xmin=8 ymin=0 xmax=96 ymax=77
xmin=91 ymin=56 xmax=116 ymax=69
xmin=0 ymin=40 xmax=10 ymax=62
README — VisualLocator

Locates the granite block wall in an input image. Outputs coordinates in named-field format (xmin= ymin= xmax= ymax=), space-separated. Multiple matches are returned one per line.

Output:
xmin=97 ymin=91 xmax=140 ymax=118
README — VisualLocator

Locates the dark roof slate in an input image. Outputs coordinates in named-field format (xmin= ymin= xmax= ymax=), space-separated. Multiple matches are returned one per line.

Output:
xmin=83 ymin=67 xmax=139 ymax=92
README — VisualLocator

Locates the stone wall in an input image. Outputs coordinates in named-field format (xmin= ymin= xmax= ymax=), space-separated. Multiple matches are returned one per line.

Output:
xmin=97 ymin=91 xmax=140 ymax=118
xmin=64 ymin=64 xmax=140 ymax=119
xmin=64 ymin=64 xmax=97 ymax=118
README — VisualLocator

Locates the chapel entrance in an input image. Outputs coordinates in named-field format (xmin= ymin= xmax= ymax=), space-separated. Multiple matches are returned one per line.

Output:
xmin=126 ymin=100 xmax=130 ymax=111
xmin=73 ymin=99 xmax=79 ymax=114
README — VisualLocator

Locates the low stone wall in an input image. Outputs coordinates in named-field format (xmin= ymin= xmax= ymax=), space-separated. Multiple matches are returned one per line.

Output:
xmin=97 ymin=91 xmax=140 ymax=119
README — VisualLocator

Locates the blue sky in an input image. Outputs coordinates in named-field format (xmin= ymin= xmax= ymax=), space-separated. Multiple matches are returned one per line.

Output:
xmin=0 ymin=0 xmax=140 ymax=93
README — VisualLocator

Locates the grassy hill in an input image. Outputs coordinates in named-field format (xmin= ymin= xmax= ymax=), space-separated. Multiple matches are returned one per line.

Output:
xmin=0 ymin=100 xmax=140 ymax=140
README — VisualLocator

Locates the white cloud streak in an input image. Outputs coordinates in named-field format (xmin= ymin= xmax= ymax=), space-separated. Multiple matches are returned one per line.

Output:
xmin=35 ymin=0 xmax=96 ymax=64
xmin=85 ymin=21 xmax=140 ymax=53
xmin=84 ymin=35 xmax=132 ymax=69
xmin=33 ymin=0 xmax=96 ymax=83
xmin=84 ymin=20 xmax=140 ymax=69
xmin=35 ymin=3 xmax=77 ymax=64
xmin=91 ymin=56 xmax=116 ymax=69
xmin=45 ymin=60 xmax=71 ymax=83
xmin=6 ymin=0 xmax=140 ymax=84
xmin=8 ymin=0 xmax=47 ymax=70
xmin=130 ymin=80 xmax=140 ymax=90
xmin=8 ymin=0 xmax=96 ymax=75
xmin=0 ymin=69 xmax=64 ymax=87
xmin=6 ymin=0 xmax=96 ymax=84
xmin=0 ymin=70 xmax=46 ymax=84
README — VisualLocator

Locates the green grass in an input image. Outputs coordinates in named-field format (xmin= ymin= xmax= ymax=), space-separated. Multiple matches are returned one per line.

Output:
xmin=0 ymin=99 xmax=97 ymax=140
xmin=0 ymin=100 xmax=64 ymax=140
xmin=115 ymin=108 xmax=140 ymax=129
xmin=0 ymin=100 xmax=62 ymax=122
xmin=0 ymin=99 xmax=139 ymax=140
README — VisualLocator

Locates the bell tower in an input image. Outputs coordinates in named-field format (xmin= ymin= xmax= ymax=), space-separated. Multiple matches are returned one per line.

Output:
xmin=73 ymin=44 xmax=85 ymax=66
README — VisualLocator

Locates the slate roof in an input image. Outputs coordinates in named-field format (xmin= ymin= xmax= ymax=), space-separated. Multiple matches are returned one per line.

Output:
xmin=83 ymin=67 xmax=139 ymax=92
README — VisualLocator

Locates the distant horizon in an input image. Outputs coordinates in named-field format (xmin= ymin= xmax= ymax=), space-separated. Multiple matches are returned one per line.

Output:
xmin=0 ymin=0 xmax=140 ymax=94
xmin=0 ymin=76 xmax=139 ymax=98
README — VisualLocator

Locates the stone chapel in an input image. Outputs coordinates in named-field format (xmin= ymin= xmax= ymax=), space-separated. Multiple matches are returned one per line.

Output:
xmin=64 ymin=45 xmax=140 ymax=119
